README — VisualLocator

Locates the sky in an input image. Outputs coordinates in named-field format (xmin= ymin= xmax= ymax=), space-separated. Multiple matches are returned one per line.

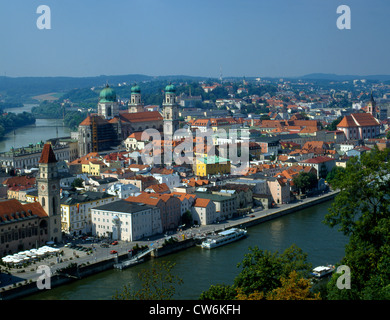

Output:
xmin=0 ymin=0 xmax=389 ymax=78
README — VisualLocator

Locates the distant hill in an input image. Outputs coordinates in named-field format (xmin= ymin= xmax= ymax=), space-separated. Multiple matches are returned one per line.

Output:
xmin=298 ymin=73 xmax=390 ymax=81
xmin=0 ymin=74 xmax=211 ymax=103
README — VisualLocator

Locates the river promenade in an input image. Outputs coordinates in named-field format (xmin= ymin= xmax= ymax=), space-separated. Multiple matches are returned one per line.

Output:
xmin=0 ymin=190 xmax=338 ymax=300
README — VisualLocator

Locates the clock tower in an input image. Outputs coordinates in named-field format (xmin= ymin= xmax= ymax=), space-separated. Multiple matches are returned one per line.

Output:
xmin=37 ymin=143 xmax=62 ymax=243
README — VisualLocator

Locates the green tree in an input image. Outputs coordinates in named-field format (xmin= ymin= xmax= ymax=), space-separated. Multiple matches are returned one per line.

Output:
xmin=113 ymin=261 xmax=183 ymax=300
xmin=71 ymin=178 xmax=84 ymax=189
xmin=326 ymin=166 xmax=345 ymax=185
xmin=292 ymin=172 xmax=318 ymax=195
xmin=200 ymin=244 xmax=312 ymax=299
xmin=199 ymin=284 xmax=237 ymax=300
xmin=181 ymin=210 xmax=193 ymax=227
xmin=324 ymin=147 xmax=390 ymax=299
xmin=326 ymin=116 xmax=344 ymax=131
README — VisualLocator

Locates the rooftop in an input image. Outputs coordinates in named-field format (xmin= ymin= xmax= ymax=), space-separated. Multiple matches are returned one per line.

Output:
xmin=93 ymin=199 xmax=154 ymax=214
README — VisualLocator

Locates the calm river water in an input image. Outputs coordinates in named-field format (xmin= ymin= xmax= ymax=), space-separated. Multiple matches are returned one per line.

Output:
xmin=0 ymin=104 xmax=71 ymax=152
xmin=24 ymin=200 xmax=348 ymax=300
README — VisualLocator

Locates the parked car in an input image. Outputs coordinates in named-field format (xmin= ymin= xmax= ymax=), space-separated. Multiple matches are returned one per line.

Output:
xmin=111 ymin=241 xmax=118 ymax=245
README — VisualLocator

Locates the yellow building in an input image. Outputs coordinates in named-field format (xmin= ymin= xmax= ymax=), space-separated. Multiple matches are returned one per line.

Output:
xmin=194 ymin=155 xmax=231 ymax=177
xmin=81 ymin=159 xmax=108 ymax=176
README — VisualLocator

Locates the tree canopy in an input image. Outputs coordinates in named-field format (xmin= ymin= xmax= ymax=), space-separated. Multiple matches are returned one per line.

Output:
xmin=324 ymin=147 xmax=390 ymax=299
xmin=200 ymin=244 xmax=314 ymax=300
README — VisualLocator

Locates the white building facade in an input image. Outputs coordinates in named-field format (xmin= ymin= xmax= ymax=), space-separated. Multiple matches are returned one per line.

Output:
xmin=92 ymin=200 xmax=162 ymax=241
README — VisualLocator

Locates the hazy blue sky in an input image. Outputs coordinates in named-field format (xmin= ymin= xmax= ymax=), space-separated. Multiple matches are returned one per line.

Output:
xmin=0 ymin=0 xmax=389 ymax=78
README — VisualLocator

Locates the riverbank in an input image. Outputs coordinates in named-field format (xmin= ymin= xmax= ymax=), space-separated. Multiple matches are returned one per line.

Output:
xmin=0 ymin=190 xmax=338 ymax=300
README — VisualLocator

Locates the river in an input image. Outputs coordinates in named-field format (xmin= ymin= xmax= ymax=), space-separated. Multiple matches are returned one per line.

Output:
xmin=24 ymin=200 xmax=348 ymax=300
xmin=0 ymin=104 xmax=71 ymax=152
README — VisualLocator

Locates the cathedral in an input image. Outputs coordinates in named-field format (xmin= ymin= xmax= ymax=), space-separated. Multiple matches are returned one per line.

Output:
xmin=78 ymin=83 xmax=179 ymax=156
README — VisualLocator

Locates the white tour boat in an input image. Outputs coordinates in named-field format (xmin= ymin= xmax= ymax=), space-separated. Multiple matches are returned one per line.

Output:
xmin=201 ymin=228 xmax=247 ymax=249
xmin=311 ymin=265 xmax=335 ymax=278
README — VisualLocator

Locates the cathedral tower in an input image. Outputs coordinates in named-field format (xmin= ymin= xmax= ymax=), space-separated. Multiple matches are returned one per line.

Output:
xmin=97 ymin=84 xmax=119 ymax=119
xmin=128 ymin=83 xmax=144 ymax=113
xmin=163 ymin=83 xmax=179 ymax=137
xmin=37 ymin=143 xmax=62 ymax=243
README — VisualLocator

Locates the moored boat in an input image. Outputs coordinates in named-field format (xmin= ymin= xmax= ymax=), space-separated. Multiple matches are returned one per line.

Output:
xmin=201 ymin=228 xmax=247 ymax=249
xmin=311 ymin=264 xmax=335 ymax=278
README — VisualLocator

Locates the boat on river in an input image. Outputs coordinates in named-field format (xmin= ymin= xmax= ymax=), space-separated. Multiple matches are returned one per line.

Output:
xmin=311 ymin=265 xmax=335 ymax=278
xmin=201 ymin=228 xmax=247 ymax=249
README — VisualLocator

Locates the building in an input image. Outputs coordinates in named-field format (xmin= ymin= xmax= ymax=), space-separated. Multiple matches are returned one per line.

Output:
xmin=337 ymin=113 xmax=380 ymax=140
xmin=92 ymin=200 xmax=162 ymax=241
xmin=191 ymin=198 xmax=217 ymax=225
xmin=106 ymin=183 xmax=140 ymax=199
xmin=299 ymin=156 xmax=336 ymax=179
xmin=266 ymin=177 xmax=290 ymax=205
xmin=0 ymin=200 xmax=50 ymax=256
xmin=126 ymin=192 xmax=181 ymax=232
xmin=162 ymin=84 xmax=180 ymax=137
xmin=128 ymin=84 xmax=144 ymax=113
xmin=0 ymin=139 xmax=75 ymax=172
xmin=27 ymin=189 xmax=118 ymax=236
xmin=193 ymin=155 xmax=231 ymax=177
xmin=77 ymin=84 xmax=163 ymax=156
xmin=195 ymin=190 xmax=237 ymax=221
xmin=36 ymin=143 xmax=62 ymax=243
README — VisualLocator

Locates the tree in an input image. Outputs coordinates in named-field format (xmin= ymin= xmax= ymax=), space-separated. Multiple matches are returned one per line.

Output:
xmin=233 ymin=244 xmax=312 ymax=296
xmin=236 ymin=271 xmax=320 ymax=300
xmin=199 ymin=284 xmax=237 ymax=300
xmin=326 ymin=166 xmax=345 ymax=185
xmin=324 ymin=147 xmax=390 ymax=299
xmin=71 ymin=178 xmax=84 ymax=189
xmin=113 ymin=261 xmax=183 ymax=300
xmin=292 ymin=172 xmax=318 ymax=195
xmin=326 ymin=116 xmax=344 ymax=131
xmin=200 ymin=244 xmax=313 ymax=300
xmin=266 ymin=271 xmax=321 ymax=300
xmin=181 ymin=210 xmax=193 ymax=227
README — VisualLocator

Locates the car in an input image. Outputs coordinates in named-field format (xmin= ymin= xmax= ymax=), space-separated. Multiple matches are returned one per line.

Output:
xmin=64 ymin=243 xmax=72 ymax=247
xmin=250 ymin=214 xmax=255 ymax=218
xmin=100 ymin=243 xmax=109 ymax=248
xmin=110 ymin=250 xmax=118 ymax=254
xmin=111 ymin=241 xmax=118 ymax=245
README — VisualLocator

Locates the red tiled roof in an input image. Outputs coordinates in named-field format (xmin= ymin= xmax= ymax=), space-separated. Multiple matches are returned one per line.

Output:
xmin=79 ymin=115 xmax=108 ymax=126
xmin=303 ymin=156 xmax=334 ymax=164
xmin=194 ymin=198 xmax=211 ymax=208
xmin=38 ymin=143 xmax=57 ymax=164
xmin=120 ymin=111 xmax=163 ymax=123
xmin=0 ymin=199 xmax=48 ymax=222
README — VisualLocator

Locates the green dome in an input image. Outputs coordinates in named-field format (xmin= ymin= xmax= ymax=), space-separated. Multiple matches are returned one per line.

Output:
xmin=165 ymin=84 xmax=176 ymax=93
xmin=131 ymin=84 xmax=141 ymax=94
xmin=99 ymin=84 xmax=117 ymax=103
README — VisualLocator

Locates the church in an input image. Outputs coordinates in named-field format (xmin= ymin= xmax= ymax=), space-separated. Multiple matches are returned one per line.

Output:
xmin=77 ymin=83 xmax=179 ymax=156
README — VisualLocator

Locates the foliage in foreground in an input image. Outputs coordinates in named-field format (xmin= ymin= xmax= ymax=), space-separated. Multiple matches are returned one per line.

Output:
xmin=113 ymin=261 xmax=183 ymax=300
xmin=324 ymin=147 xmax=390 ymax=299
xmin=200 ymin=244 xmax=317 ymax=300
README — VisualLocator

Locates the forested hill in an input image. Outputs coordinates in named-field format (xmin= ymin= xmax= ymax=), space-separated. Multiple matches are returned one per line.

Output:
xmin=0 ymin=74 xmax=209 ymax=103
